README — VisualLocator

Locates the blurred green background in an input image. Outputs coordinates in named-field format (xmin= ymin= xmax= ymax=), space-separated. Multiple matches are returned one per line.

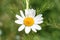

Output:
xmin=0 ymin=0 xmax=60 ymax=40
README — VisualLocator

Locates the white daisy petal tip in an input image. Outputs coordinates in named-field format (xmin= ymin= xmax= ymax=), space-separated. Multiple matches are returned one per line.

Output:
xmin=37 ymin=26 xmax=42 ymax=30
xmin=15 ymin=19 xmax=23 ymax=24
xmin=32 ymin=25 xmax=42 ymax=30
xmin=20 ymin=10 xmax=25 ymax=18
xmin=20 ymin=10 xmax=22 ymax=12
xmin=20 ymin=10 xmax=23 ymax=14
xmin=32 ymin=28 xmax=37 ymax=33
xmin=40 ymin=21 xmax=43 ymax=24
xmin=18 ymin=28 xmax=21 ymax=31
xmin=15 ymin=20 xmax=18 ymax=24
xmin=25 ymin=27 xmax=31 ymax=34
xmin=16 ymin=14 xmax=18 ymax=17
xmin=40 ymin=14 xmax=43 ymax=17
xmin=25 ymin=31 xmax=30 ymax=34
xmin=16 ymin=15 xmax=19 ymax=18
xmin=16 ymin=14 xmax=20 ymax=17
xmin=18 ymin=25 xmax=25 ymax=31
xmin=41 ymin=17 xmax=44 ymax=20
xmin=18 ymin=28 xmax=22 ymax=32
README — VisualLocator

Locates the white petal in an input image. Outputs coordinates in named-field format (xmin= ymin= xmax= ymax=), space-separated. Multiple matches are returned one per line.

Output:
xmin=31 ymin=28 xmax=37 ymax=32
xmin=32 ymin=24 xmax=42 ymax=30
xmin=35 ymin=21 xmax=43 ymax=24
xmin=34 ymin=14 xmax=43 ymax=24
xmin=34 ymin=14 xmax=43 ymax=20
xmin=25 ymin=27 xmax=31 ymax=34
xmin=20 ymin=10 xmax=25 ymax=18
xmin=15 ymin=20 xmax=23 ymax=24
xmin=18 ymin=25 xmax=25 ymax=31
xmin=25 ymin=9 xmax=36 ymax=17
xmin=16 ymin=14 xmax=22 ymax=19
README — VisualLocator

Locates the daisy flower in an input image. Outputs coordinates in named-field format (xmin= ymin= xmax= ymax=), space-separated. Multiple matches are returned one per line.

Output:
xmin=15 ymin=9 xmax=43 ymax=34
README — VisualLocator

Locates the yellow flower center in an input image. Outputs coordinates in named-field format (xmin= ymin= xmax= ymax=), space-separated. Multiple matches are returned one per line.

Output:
xmin=24 ymin=17 xmax=34 ymax=26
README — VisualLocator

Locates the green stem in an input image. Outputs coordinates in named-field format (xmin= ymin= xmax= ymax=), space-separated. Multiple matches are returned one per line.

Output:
xmin=26 ymin=0 xmax=29 ymax=9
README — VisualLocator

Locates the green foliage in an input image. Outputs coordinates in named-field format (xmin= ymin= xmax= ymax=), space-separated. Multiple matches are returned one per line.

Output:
xmin=0 ymin=0 xmax=60 ymax=40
